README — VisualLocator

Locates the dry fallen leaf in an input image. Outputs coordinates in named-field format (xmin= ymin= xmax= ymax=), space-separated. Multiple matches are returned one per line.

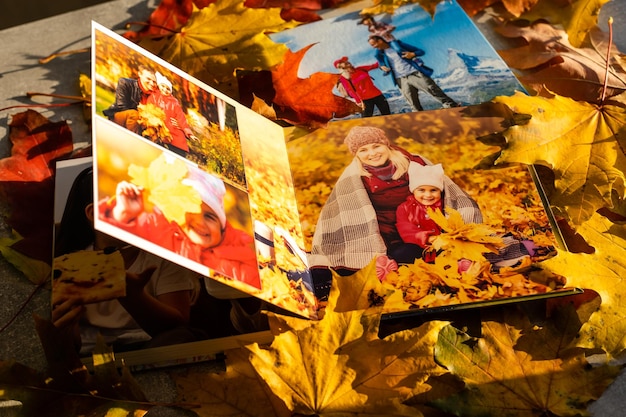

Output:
xmin=173 ymin=348 xmax=291 ymax=417
xmin=135 ymin=0 xmax=299 ymax=99
xmin=270 ymin=43 xmax=362 ymax=127
xmin=433 ymin=305 xmax=621 ymax=417
xmin=492 ymin=91 xmax=626 ymax=226
xmin=496 ymin=20 xmax=626 ymax=103
xmin=246 ymin=262 xmax=448 ymax=416
xmin=517 ymin=0 xmax=611 ymax=48
xmin=542 ymin=212 xmax=626 ymax=359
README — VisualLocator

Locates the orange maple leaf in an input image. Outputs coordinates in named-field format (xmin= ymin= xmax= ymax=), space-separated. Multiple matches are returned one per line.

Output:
xmin=271 ymin=44 xmax=362 ymax=127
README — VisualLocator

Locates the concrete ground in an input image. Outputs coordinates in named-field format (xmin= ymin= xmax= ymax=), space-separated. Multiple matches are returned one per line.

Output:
xmin=0 ymin=1 xmax=624 ymax=416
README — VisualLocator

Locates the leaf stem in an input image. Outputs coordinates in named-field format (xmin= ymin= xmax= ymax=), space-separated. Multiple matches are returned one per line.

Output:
xmin=125 ymin=21 xmax=181 ymax=35
xmin=26 ymin=92 xmax=89 ymax=103
xmin=600 ymin=17 xmax=614 ymax=104
xmin=39 ymin=47 xmax=90 ymax=64
xmin=0 ymin=283 xmax=44 ymax=334
xmin=0 ymin=102 xmax=85 ymax=112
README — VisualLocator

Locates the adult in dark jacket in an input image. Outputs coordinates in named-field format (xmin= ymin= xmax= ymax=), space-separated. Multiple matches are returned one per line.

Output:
xmin=368 ymin=35 xmax=458 ymax=111
xmin=102 ymin=65 xmax=157 ymax=134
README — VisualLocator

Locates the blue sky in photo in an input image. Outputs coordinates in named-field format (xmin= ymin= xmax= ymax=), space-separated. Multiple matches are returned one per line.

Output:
xmin=270 ymin=1 xmax=504 ymax=92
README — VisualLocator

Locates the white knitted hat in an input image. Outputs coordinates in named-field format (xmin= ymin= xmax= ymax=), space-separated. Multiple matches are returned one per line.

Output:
xmin=155 ymin=71 xmax=172 ymax=89
xmin=408 ymin=162 xmax=444 ymax=192
xmin=182 ymin=166 xmax=227 ymax=227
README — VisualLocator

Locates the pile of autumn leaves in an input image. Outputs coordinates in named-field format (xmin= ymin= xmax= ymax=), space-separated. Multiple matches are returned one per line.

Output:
xmin=169 ymin=265 xmax=620 ymax=417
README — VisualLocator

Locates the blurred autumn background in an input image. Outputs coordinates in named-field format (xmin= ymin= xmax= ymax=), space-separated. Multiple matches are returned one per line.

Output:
xmin=1 ymin=0 xmax=626 ymax=416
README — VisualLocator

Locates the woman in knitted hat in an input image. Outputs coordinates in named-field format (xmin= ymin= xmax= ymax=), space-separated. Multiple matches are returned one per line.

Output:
xmin=333 ymin=56 xmax=390 ymax=117
xmin=309 ymin=125 xmax=482 ymax=269
xmin=99 ymin=161 xmax=261 ymax=289
xmin=146 ymin=71 xmax=198 ymax=156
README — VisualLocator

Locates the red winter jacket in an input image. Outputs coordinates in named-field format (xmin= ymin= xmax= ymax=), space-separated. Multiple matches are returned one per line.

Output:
xmin=147 ymin=92 xmax=192 ymax=152
xmin=99 ymin=198 xmax=261 ymax=289
xmin=395 ymin=195 xmax=442 ymax=248
xmin=337 ymin=64 xmax=384 ymax=104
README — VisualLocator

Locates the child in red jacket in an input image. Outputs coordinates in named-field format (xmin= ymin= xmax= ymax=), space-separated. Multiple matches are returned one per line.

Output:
xmin=99 ymin=163 xmax=261 ymax=289
xmin=395 ymin=162 xmax=444 ymax=251
xmin=146 ymin=72 xmax=198 ymax=156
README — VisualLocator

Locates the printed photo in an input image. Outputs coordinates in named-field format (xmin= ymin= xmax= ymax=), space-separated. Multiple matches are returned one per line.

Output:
xmin=239 ymin=1 xmax=524 ymax=123
xmin=94 ymin=27 xmax=246 ymax=187
xmin=92 ymin=23 xmax=320 ymax=322
xmin=288 ymin=108 xmax=574 ymax=313
xmin=52 ymin=156 xmax=266 ymax=360
xmin=93 ymin=119 xmax=260 ymax=290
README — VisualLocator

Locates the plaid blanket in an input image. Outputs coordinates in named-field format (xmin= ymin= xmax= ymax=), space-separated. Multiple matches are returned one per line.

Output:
xmin=309 ymin=157 xmax=483 ymax=270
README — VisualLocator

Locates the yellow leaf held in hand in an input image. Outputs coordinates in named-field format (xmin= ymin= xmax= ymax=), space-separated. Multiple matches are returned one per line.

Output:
xmin=128 ymin=153 xmax=202 ymax=226
xmin=493 ymin=92 xmax=626 ymax=226
xmin=247 ymin=259 xmax=449 ymax=416
xmin=428 ymin=207 xmax=504 ymax=262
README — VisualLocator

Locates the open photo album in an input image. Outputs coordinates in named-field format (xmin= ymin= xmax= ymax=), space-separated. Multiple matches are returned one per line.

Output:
xmin=51 ymin=6 xmax=580 ymax=367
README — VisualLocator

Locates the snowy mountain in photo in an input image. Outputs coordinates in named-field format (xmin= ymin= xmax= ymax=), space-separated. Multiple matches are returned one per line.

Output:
xmin=438 ymin=49 xmax=524 ymax=105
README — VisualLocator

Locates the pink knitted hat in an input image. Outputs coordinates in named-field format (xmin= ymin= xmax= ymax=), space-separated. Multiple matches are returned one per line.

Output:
xmin=408 ymin=162 xmax=444 ymax=193
xmin=344 ymin=126 xmax=390 ymax=155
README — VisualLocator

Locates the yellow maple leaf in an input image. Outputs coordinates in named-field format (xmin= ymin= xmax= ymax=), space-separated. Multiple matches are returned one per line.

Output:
xmin=173 ymin=348 xmax=292 ymax=417
xmin=136 ymin=0 xmax=299 ymax=99
xmin=246 ymin=260 xmax=449 ymax=415
xmin=361 ymin=0 xmax=441 ymax=17
xmin=428 ymin=207 xmax=504 ymax=262
xmin=128 ymin=153 xmax=202 ymax=225
xmin=493 ymin=91 xmax=626 ymax=226
xmin=433 ymin=306 xmax=621 ymax=416
xmin=330 ymin=258 xmax=395 ymax=313
xmin=542 ymin=212 xmax=626 ymax=359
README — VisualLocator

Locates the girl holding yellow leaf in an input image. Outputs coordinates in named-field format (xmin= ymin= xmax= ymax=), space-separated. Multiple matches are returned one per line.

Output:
xmin=98 ymin=158 xmax=261 ymax=289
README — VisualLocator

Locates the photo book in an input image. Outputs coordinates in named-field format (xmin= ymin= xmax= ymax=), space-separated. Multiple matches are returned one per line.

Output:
xmin=50 ymin=3 xmax=580 ymax=368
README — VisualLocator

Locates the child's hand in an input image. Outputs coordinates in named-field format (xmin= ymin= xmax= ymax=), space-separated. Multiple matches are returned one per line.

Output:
xmin=124 ymin=266 xmax=156 ymax=298
xmin=112 ymin=181 xmax=145 ymax=223
xmin=52 ymin=297 xmax=85 ymax=329
xmin=51 ymin=297 xmax=85 ymax=351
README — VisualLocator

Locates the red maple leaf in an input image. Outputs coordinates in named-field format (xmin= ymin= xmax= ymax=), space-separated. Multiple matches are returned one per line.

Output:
xmin=124 ymin=0 xmax=215 ymax=41
xmin=0 ymin=110 xmax=74 ymax=264
xmin=271 ymin=44 xmax=362 ymax=127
